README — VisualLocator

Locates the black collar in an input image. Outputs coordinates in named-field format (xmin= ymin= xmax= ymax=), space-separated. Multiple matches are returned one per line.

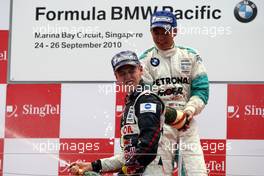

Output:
xmin=125 ymin=80 xmax=145 ymax=104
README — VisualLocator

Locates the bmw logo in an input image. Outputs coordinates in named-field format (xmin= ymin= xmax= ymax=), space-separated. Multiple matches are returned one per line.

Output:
xmin=150 ymin=57 xmax=160 ymax=67
xmin=234 ymin=0 xmax=257 ymax=23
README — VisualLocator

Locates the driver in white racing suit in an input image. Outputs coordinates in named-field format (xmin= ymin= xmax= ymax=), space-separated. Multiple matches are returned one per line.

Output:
xmin=140 ymin=10 xmax=209 ymax=176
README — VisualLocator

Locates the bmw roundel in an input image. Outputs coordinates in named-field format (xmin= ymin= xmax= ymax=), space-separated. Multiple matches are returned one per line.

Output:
xmin=234 ymin=0 xmax=257 ymax=23
xmin=150 ymin=57 xmax=160 ymax=67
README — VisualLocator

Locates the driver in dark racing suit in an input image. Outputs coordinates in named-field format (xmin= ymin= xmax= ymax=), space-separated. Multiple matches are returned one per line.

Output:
xmin=69 ymin=50 xmax=165 ymax=176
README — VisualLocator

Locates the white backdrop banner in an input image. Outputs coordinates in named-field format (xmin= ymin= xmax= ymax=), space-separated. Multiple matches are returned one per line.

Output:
xmin=9 ymin=0 xmax=263 ymax=82
xmin=0 ymin=0 xmax=10 ymax=30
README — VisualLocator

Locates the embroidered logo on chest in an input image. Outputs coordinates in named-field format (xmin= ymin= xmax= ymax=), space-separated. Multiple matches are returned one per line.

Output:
xmin=180 ymin=59 xmax=192 ymax=74
xmin=150 ymin=57 xmax=160 ymax=67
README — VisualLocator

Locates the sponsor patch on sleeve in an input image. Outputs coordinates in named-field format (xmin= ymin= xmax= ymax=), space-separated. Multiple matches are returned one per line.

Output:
xmin=140 ymin=103 xmax=157 ymax=113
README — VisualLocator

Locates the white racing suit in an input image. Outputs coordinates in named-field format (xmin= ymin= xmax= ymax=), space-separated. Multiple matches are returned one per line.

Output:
xmin=140 ymin=46 xmax=209 ymax=176
xmin=91 ymin=84 xmax=165 ymax=175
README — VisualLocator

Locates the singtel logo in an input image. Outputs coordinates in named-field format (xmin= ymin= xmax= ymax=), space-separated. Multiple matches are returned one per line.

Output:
xmin=7 ymin=104 xmax=60 ymax=118
xmin=228 ymin=105 xmax=264 ymax=118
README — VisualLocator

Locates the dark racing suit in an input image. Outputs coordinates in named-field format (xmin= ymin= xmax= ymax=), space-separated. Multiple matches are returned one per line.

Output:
xmin=91 ymin=81 xmax=165 ymax=175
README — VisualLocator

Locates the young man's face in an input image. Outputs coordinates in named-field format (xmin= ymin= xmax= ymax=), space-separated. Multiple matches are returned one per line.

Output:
xmin=115 ymin=65 xmax=143 ymax=93
xmin=151 ymin=27 xmax=177 ymax=50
